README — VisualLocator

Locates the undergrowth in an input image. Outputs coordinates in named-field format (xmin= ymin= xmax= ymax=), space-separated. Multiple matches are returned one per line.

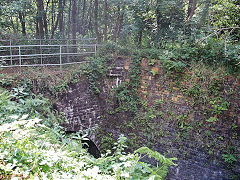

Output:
xmin=0 ymin=87 xmax=177 ymax=179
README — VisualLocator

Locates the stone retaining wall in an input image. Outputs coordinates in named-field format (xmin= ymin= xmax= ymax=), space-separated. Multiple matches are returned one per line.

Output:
xmin=56 ymin=56 xmax=239 ymax=179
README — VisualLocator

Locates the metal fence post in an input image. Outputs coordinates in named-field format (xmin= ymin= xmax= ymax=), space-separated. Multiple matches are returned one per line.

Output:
xmin=10 ymin=40 xmax=13 ymax=66
xmin=40 ymin=39 xmax=43 ymax=64
xmin=94 ymin=44 xmax=97 ymax=55
xmin=67 ymin=40 xmax=69 ymax=62
xmin=60 ymin=45 xmax=62 ymax=70
xmin=0 ymin=38 xmax=97 ymax=69
xmin=19 ymin=46 xmax=22 ymax=73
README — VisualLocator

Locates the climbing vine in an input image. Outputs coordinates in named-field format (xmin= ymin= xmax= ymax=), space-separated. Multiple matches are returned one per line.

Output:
xmin=115 ymin=54 xmax=142 ymax=113
xmin=86 ymin=57 xmax=107 ymax=95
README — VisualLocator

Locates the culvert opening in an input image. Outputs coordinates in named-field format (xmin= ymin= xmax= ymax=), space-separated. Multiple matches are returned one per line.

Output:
xmin=65 ymin=131 xmax=101 ymax=158
xmin=82 ymin=139 xmax=101 ymax=158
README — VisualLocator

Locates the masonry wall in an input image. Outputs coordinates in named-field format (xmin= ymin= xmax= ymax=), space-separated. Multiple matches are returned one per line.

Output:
xmin=56 ymin=57 xmax=128 ymax=147
xmin=56 ymin=56 xmax=239 ymax=179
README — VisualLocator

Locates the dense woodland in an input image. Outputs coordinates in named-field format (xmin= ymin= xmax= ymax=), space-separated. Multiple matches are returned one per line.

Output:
xmin=0 ymin=0 xmax=239 ymax=43
xmin=1 ymin=0 xmax=239 ymax=72
xmin=0 ymin=0 xmax=239 ymax=72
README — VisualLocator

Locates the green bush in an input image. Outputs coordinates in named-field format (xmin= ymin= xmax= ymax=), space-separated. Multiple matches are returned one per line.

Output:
xmin=138 ymin=38 xmax=239 ymax=74
xmin=170 ymin=39 xmax=240 ymax=73
xmin=97 ymin=41 xmax=130 ymax=57
xmin=162 ymin=59 xmax=186 ymax=72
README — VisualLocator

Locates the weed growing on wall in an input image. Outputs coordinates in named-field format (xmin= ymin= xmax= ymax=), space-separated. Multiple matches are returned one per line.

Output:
xmin=115 ymin=54 xmax=142 ymax=113
xmin=86 ymin=57 xmax=107 ymax=95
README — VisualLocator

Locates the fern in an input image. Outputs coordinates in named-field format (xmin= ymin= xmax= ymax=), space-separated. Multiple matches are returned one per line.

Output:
xmin=134 ymin=147 xmax=177 ymax=179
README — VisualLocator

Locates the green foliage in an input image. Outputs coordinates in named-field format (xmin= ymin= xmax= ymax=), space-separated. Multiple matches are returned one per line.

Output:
xmin=87 ymin=57 xmax=106 ymax=94
xmin=209 ymin=78 xmax=223 ymax=96
xmin=206 ymin=117 xmax=218 ymax=123
xmin=0 ymin=87 xmax=54 ymax=125
xmin=115 ymin=54 xmax=142 ymax=113
xmin=222 ymin=154 xmax=237 ymax=165
xmin=95 ymin=139 xmax=177 ymax=180
xmin=140 ymin=48 xmax=162 ymax=59
xmin=185 ymin=84 xmax=201 ymax=99
xmin=151 ymin=68 xmax=159 ymax=76
xmin=115 ymin=83 xmax=139 ymax=113
xmin=0 ymin=87 xmax=176 ymax=179
xmin=212 ymin=0 xmax=240 ymax=33
xmin=98 ymin=42 xmax=118 ymax=56
xmin=149 ymin=59 xmax=157 ymax=66
xmin=134 ymin=147 xmax=177 ymax=179
xmin=0 ymin=76 xmax=14 ymax=88
xmin=97 ymin=42 xmax=130 ymax=57
xmin=221 ymin=145 xmax=238 ymax=166
xmin=100 ymin=133 xmax=115 ymax=152
xmin=209 ymin=98 xmax=230 ymax=115
xmin=142 ymin=40 xmax=240 ymax=74
xmin=162 ymin=59 xmax=186 ymax=73
xmin=128 ymin=0 xmax=185 ymax=46
xmin=173 ymin=40 xmax=239 ymax=73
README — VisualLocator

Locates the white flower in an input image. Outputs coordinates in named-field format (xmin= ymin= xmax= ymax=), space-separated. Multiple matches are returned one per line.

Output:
xmin=123 ymin=161 xmax=132 ymax=167
xmin=121 ymin=172 xmax=130 ymax=178
xmin=83 ymin=166 xmax=100 ymax=178
xmin=11 ymin=177 xmax=19 ymax=180
xmin=34 ymin=176 xmax=40 ymax=180
xmin=9 ymin=115 xmax=19 ymax=119
xmin=20 ymin=114 xmax=28 ymax=120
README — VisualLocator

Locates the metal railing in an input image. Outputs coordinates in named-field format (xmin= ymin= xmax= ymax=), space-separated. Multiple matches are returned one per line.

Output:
xmin=0 ymin=38 xmax=97 ymax=68
xmin=0 ymin=38 xmax=97 ymax=46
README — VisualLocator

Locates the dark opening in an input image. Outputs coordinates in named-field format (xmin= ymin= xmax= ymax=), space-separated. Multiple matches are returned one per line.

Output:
xmin=82 ymin=139 xmax=101 ymax=158
xmin=65 ymin=131 xmax=101 ymax=158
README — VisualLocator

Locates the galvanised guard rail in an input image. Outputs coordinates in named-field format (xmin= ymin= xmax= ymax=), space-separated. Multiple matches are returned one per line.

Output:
xmin=0 ymin=38 xmax=97 ymax=68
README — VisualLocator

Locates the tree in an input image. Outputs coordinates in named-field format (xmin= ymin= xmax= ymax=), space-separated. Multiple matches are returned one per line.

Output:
xmin=0 ymin=0 xmax=238 ymax=44
xmin=72 ymin=0 xmax=77 ymax=45
xmin=36 ymin=0 xmax=48 ymax=38
xmin=18 ymin=12 xmax=26 ymax=35
xmin=187 ymin=0 xmax=197 ymax=23
xmin=94 ymin=0 xmax=101 ymax=43
xmin=103 ymin=0 xmax=108 ymax=41
xmin=113 ymin=5 xmax=124 ymax=42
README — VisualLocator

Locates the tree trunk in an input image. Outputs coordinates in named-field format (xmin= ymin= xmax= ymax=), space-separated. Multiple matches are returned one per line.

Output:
xmin=72 ymin=0 xmax=77 ymax=50
xmin=186 ymin=0 xmax=197 ymax=36
xmin=36 ymin=0 xmax=46 ymax=39
xmin=77 ymin=0 xmax=81 ymax=33
xmin=67 ymin=0 xmax=72 ymax=39
xmin=81 ymin=0 xmax=86 ymax=35
xmin=94 ymin=0 xmax=101 ymax=43
xmin=16 ymin=17 xmax=19 ymax=34
xmin=186 ymin=0 xmax=197 ymax=23
xmin=59 ymin=0 xmax=64 ymax=34
xmin=43 ymin=12 xmax=48 ymax=38
xmin=62 ymin=0 xmax=66 ymax=38
xmin=36 ymin=18 xmax=39 ymax=37
xmin=138 ymin=30 xmax=143 ymax=47
xmin=19 ymin=12 xmax=26 ymax=35
xmin=51 ymin=0 xmax=55 ymax=36
xmin=113 ymin=6 xmax=123 ymax=42
xmin=51 ymin=13 xmax=59 ymax=38
xmin=103 ymin=0 xmax=108 ymax=41
xmin=36 ymin=13 xmax=44 ymax=39
xmin=87 ymin=0 xmax=93 ymax=35
xmin=156 ymin=0 xmax=162 ymax=32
